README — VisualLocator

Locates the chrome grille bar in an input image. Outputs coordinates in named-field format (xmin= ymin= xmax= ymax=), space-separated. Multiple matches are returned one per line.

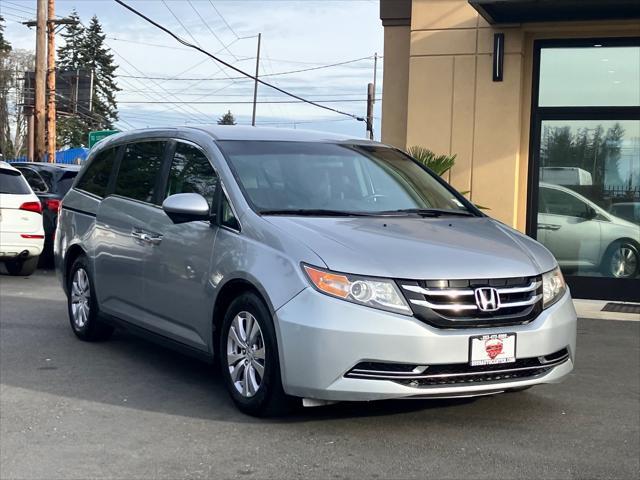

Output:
xmin=401 ymin=280 xmax=540 ymax=297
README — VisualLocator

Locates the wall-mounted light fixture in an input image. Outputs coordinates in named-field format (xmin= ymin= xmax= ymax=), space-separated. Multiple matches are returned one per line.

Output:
xmin=493 ymin=33 xmax=504 ymax=82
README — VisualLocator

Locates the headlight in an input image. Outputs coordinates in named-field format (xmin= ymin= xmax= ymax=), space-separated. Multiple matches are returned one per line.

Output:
xmin=542 ymin=266 xmax=566 ymax=309
xmin=303 ymin=264 xmax=412 ymax=315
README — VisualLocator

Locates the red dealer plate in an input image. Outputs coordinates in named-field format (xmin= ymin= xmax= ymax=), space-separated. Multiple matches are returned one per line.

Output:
xmin=469 ymin=333 xmax=516 ymax=366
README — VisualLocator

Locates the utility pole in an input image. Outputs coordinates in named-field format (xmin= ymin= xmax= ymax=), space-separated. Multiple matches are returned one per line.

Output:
xmin=251 ymin=33 xmax=261 ymax=126
xmin=34 ymin=0 xmax=47 ymax=162
xmin=46 ymin=0 xmax=56 ymax=163
xmin=366 ymin=82 xmax=374 ymax=140
xmin=25 ymin=6 xmax=78 ymax=163
xmin=372 ymin=52 xmax=378 ymax=108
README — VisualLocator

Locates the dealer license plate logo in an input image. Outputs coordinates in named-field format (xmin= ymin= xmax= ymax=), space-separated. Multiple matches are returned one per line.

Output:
xmin=470 ymin=333 xmax=516 ymax=366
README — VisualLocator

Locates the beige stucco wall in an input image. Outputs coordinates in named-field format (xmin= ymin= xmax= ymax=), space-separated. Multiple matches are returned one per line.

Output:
xmin=382 ymin=0 xmax=640 ymax=231
xmin=381 ymin=25 xmax=411 ymax=149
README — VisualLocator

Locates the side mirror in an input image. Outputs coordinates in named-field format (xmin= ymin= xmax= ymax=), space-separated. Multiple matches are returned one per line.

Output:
xmin=162 ymin=193 xmax=212 ymax=224
xmin=581 ymin=206 xmax=597 ymax=220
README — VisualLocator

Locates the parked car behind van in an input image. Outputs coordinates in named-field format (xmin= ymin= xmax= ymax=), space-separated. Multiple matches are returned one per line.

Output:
xmin=55 ymin=127 xmax=577 ymax=416
xmin=12 ymin=162 xmax=80 ymax=263
xmin=0 ymin=161 xmax=44 ymax=276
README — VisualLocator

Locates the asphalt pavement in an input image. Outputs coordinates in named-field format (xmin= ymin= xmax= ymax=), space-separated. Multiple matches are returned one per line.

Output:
xmin=1 ymin=270 xmax=639 ymax=479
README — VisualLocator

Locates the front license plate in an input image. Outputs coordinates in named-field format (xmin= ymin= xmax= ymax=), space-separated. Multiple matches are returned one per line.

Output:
xmin=469 ymin=333 xmax=516 ymax=366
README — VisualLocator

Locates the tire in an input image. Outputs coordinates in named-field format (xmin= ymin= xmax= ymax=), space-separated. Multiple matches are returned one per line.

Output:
xmin=219 ymin=292 xmax=294 ymax=416
xmin=5 ymin=256 xmax=39 ymax=276
xmin=602 ymin=241 xmax=639 ymax=279
xmin=67 ymin=255 xmax=114 ymax=341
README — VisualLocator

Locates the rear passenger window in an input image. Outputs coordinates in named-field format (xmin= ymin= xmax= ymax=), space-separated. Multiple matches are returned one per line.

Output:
xmin=166 ymin=143 xmax=217 ymax=207
xmin=115 ymin=141 xmax=166 ymax=204
xmin=18 ymin=168 xmax=48 ymax=193
xmin=75 ymin=148 xmax=118 ymax=198
xmin=0 ymin=169 xmax=31 ymax=194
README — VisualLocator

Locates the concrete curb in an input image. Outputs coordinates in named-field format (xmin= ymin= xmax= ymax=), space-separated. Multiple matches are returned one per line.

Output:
xmin=573 ymin=299 xmax=640 ymax=322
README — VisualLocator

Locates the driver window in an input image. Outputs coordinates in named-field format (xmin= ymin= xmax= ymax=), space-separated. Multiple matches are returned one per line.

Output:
xmin=541 ymin=187 xmax=588 ymax=218
xmin=166 ymin=143 xmax=218 ymax=208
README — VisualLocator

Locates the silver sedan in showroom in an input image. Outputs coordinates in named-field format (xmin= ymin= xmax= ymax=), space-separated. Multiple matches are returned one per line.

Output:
xmin=55 ymin=126 xmax=577 ymax=416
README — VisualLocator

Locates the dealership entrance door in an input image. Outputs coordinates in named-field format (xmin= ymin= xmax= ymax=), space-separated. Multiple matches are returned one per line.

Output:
xmin=527 ymin=38 xmax=640 ymax=301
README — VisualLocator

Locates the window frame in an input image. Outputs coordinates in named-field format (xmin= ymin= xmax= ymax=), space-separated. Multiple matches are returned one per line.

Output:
xmin=16 ymin=167 xmax=49 ymax=194
xmin=110 ymin=139 xmax=171 ymax=206
xmin=74 ymin=145 xmax=124 ymax=200
xmin=158 ymin=138 xmax=242 ymax=232
xmin=526 ymin=37 xmax=640 ymax=302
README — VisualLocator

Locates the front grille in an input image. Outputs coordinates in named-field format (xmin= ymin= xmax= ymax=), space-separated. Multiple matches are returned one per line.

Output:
xmin=397 ymin=275 xmax=543 ymax=328
xmin=345 ymin=348 xmax=569 ymax=388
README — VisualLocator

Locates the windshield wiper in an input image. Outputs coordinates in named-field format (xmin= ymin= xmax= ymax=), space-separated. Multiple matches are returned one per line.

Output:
xmin=381 ymin=208 xmax=475 ymax=217
xmin=259 ymin=209 xmax=377 ymax=217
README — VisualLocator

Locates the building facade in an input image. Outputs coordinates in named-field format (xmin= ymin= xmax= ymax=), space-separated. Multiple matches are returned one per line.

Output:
xmin=380 ymin=0 xmax=640 ymax=301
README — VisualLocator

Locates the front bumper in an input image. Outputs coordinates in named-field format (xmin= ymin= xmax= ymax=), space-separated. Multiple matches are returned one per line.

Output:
xmin=274 ymin=288 xmax=576 ymax=401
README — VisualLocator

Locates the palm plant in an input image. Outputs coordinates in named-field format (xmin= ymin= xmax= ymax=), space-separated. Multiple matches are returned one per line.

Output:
xmin=407 ymin=145 xmax=488 ymax=210
xmin=407 ymin=146 xmax=456 ymax=176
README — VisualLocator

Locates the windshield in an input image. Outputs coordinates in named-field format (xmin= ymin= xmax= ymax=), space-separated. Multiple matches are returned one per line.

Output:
xmin=219 ymin=141 xmax=475 ymax=216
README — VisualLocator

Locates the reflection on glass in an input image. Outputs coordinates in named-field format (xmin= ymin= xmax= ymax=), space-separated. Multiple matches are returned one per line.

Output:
xmin=537 ymin=120 xmax=640 ymax=279
xmin=539 ymin=46 xmax=640 ymax=107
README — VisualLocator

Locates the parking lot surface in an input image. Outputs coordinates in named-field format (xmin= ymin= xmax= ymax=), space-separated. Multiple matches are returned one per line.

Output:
xmin=1 ymin=270 xmax=639 ymax=479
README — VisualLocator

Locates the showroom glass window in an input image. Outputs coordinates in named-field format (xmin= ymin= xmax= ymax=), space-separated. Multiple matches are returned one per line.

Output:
xmin=529 ymin=39 xmax=640 ymax=301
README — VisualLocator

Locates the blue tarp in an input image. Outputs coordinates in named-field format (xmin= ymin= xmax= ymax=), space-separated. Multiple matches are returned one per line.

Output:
xmin=7 ymin=147 xmax=88 ymax=165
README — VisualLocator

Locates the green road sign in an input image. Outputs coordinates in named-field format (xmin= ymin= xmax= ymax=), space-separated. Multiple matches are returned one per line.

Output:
xmin=88 ymin=130 xmax=119 ymax=148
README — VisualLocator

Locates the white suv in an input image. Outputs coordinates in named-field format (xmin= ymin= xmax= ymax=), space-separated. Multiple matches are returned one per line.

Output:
xmin=0 ymin=161 xmax=44 ymax=276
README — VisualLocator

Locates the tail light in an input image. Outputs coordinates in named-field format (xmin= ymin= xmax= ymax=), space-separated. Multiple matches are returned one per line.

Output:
xmin=19 ymin=201 xmax=43 ymax=214
xmin=45 ymin=199 xmax=61 ymax=212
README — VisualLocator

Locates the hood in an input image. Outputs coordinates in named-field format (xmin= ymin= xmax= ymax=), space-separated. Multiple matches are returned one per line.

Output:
xmin=265 ymin=216 xmax=557 ymax=280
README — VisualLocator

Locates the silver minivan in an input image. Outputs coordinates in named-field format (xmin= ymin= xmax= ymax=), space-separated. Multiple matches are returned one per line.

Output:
xmin=55 ymin=126 xmax=577 ymax=416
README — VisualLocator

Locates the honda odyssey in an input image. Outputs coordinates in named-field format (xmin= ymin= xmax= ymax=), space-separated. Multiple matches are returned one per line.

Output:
xmin=55 ymin=126 xmax=577 ymax=416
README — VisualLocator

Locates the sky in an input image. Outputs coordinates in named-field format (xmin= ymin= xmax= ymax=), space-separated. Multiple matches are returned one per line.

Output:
xmin=1 ymin=0 xmax=384 ymax=139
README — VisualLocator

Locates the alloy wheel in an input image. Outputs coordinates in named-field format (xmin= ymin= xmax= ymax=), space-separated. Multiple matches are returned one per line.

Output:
xmin=71 ymin=268 xmax=91 ymax=328
xmin=226 ymin=311 xmax=265 ymax=398
xmin=610 ymin=245 xmax=638 ymax=278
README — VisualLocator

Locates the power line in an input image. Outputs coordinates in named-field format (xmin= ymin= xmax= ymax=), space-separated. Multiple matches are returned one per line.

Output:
xmin=208 ymin=0 xmax=239 ymax=39
xmin=119 ymin=99 xmax=377 ymax=105
xmin=187 ymin=0 xmax=238 ymax=61
xmin=116 ymin=56 xmax=376 ymax=81
xmin=113 ymin=0 xmax=365 ymax=122
xmin=1 ymin=5 xmax=36 ymax=17
xmin=2 ymin=1 xmax=36 ymax=14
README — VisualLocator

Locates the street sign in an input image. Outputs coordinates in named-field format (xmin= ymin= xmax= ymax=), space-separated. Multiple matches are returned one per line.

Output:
xmin=88 ymin=130 xmax=119 ymax=148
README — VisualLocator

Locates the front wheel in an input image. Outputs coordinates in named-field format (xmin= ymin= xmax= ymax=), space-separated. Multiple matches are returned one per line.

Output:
xmin=5 ymin=256 xmax=39 ymax=276
xmin=219 ymin=292 xmax=294 ymax=416
xmin=67 ymin=255 xmax=114 ymax=341
xmin=603 ymin=241 xmax=639 ymax=279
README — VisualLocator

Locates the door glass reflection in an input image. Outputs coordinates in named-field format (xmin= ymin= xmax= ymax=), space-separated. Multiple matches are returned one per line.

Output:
xmin=537 ymin=120 xmax=640 ymax=279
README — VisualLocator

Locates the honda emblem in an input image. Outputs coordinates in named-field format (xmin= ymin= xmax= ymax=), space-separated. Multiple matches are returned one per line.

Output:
xmin=475 ymin=287 xmax=500 ymax=312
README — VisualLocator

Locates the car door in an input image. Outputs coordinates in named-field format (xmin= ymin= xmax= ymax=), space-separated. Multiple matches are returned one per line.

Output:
xmin=93 ymin=141 xmax=167 ymax=324
xmin=537 ymin=186 xmax=601 ymax=270
xmin=136 ymin=140 xmax=219 ymax=351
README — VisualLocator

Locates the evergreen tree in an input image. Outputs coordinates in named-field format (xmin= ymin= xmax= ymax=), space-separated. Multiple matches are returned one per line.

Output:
xmin=56 ymin=14 xmax=119 ymax=147
xmin=56 ymin=10 xmax=84 ymax=70
xmin=81 ymin=16 xmax=119 ymax=130
xmin=217 ymin=110 xmax=237 ymax=125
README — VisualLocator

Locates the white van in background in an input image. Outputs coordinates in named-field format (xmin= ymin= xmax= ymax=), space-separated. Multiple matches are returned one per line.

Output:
xmin=540 ymin=167 xmax=593 ymax=186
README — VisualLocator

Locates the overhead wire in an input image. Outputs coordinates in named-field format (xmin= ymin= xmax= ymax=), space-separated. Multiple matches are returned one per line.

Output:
xmin=113 ymin=0 xmax=366 ymax=122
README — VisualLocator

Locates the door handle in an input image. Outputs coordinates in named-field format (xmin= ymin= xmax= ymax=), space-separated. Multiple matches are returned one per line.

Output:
xmin=538 ymin=224 xmax=561 ymax=231
xmin=131 ymin=229 xmax=163 ymax=245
